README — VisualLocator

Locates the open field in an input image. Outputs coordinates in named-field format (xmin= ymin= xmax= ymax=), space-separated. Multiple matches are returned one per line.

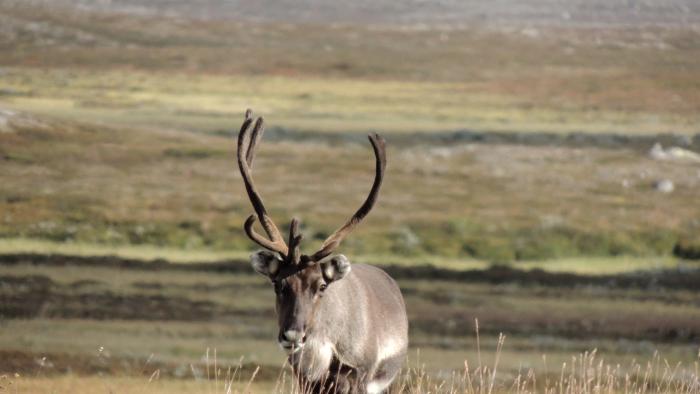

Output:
xmin=0 ymin=254 xmax=699 ymax=393
xmin=0 ymin=238 xmax=693 ymax=274
xmin=20 ymin=0 xmax=700 ymax=27
xmin=1 ymin=0 xmax=699 ymax=264
xmin=1 ymin=1 xmax=700 ymax=392
xmin=1 ymin=110 xmax=699 ymax=263
xmin=1 ymin=1 xmax=700 ymax=135
xmin=2 ymin=67 xmax=700 ymax=136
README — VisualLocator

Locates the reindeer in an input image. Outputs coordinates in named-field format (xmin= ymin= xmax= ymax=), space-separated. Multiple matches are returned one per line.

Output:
xmin=235 ymin=110 xmax=408 ymax=394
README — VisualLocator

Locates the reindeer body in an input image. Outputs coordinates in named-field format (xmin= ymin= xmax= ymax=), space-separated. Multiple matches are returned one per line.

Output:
xmin=236 ymin=109 xmax=408 ymax=393
xmin=290 ymin=264 xmax=408 ymax=393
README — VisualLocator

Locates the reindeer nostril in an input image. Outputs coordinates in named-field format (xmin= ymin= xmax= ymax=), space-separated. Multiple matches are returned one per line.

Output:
xmin=282 ymin=329 xmax=305 ymax=343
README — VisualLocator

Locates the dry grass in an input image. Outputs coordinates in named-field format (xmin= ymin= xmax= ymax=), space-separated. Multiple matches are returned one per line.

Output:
xmin=393 ymin=346 xmax=700 ymax=394
xmin=0 ymin=374 xmax=276 ymax=394
xmin=3 ymin=325 xmax=698 ymax=393
xmin=1 ymin=258 xmax=698 ymax=379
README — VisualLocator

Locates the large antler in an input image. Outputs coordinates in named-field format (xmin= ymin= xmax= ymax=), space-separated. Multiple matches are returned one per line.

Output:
xmin=303 ymin=133 xmax=387 ymax=264
xmin=237 ymin=110 xmax=289 ymax=258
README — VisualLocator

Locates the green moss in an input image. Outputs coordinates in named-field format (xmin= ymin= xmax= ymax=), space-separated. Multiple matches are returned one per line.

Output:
xmin=674 ymin=236 xmax=700 ymax=260
xmin=1 ymin=151 xmax=35 ymax=164
xmin=2 ymin=217 xmax=692 ymax=262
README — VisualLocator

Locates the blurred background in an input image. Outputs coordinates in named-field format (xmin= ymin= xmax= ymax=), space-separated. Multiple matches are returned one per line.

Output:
xmin=0 ymin=0 xmax=699 ymax=392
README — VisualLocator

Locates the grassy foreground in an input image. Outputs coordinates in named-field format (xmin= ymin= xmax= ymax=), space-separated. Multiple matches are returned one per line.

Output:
xmin=1 ymin=253 xmax=698 ymax=393
xmin=5 ymin=357 xmax=700 ymax=393
xmin=3 ymin=334 xmax=699 ymax=394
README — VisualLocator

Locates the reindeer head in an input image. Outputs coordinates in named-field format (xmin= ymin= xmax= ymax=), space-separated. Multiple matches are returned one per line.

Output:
xmin=236 ymin=110 xmax=386 ymax=353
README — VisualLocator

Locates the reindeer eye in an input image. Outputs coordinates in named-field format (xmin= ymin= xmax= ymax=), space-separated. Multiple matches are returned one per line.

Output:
xmin=319 ymin=284 xmax=328 ymax=293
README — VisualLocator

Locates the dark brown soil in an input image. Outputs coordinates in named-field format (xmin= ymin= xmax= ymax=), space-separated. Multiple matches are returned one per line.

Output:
xmin=1 ymin=253 xmax=698 ymax=290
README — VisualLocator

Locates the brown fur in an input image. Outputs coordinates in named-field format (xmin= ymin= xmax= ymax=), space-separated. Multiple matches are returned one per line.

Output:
xmin=252 ymin=253 xmax=408 ymax=394
xmin=239 ymin=110 xmax=405 ymax=393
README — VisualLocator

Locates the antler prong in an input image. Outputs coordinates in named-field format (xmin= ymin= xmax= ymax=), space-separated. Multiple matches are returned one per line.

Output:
xmin=244 ymin=215 xmax=289 ymax=255
xmin=308 ymin=133 xmax=387 ymax=263
xmin=246 ymin=116 xmax=264 ymax=167
xmin=237 ymin=110 xmax=289 ymax=257
xmin=237 ymin=110 xmax=387 ymax=274
xmin=286 ymin=218 xmax=303 ymax=265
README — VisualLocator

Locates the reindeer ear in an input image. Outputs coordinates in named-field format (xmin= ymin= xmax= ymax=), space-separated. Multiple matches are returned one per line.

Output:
xmin=320 ymin=254 xmax=351 ymax=283
xmin=250 ymin=250 xmax=281 ymax=277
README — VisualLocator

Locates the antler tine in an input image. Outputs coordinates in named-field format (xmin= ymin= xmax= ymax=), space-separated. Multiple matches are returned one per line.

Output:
xmin=306 ymin=133 xmax=387 ymax=263
xmin=237 ymin=111 xmax=289 ymax=257
xmin=245 ymin=111 xmax=264 ymax=167
xmin=286 ymin=218 xmax=303 ymax=265
xmin=242 ymin=215 xmax=284 ymax=253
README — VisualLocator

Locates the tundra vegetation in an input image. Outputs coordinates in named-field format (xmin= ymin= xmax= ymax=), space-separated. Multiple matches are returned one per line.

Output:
xmin=0 ymin=0 xmax=699 ymax=392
